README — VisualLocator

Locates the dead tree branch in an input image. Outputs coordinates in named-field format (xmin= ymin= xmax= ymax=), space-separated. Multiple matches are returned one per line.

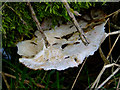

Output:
xmin=61 ymin=0 xmax=89 ymax=46
xmin=27 ymin=2 xmax=50 ymax=48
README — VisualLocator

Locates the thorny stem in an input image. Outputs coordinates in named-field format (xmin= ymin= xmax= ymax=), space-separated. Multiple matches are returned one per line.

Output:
xmin=27 ymin=2 xmax=50 ymax=48
xmin=62 ymin=0 xmax=89 ymax=46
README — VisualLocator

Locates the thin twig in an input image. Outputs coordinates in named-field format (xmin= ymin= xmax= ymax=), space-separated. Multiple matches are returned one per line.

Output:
xmin=2 ymin=72 xmax=10 ymax=90
xmin=62 ymin=0 xmax=89 ymax=46
xmin=91 ymin=64 xmax=120 ymax=89
xmin=99 ymin=47 xmax=110 ymax=64
xmin=115 ymin=55 xmax=120 ymax=64
xmin=101 ymin=9 xmax=120 ymax=20
xmin=98 ymin=68 xmax=120 ymax=89
xmin=73 ymin=11 xmax=81 ymax=16
xmin=108 ymin=19 xmax=113 ymax=62
xmin=0 ymin=0 xmax=8 ymax=10
xmin=117 ymin=78 xmax=120 ymax=90
xmin=27 ymin=2 xmax=50 ymax=48
xmin=104 ymin=77 xmax=120 ymax=88
xmin=91 ymin=66 xmax=106 ymax=89
xmin=1 ymin=72 xmax=46 ymax=89
xmin=106 ymin=30 xmax=120 ymax=37
xmin=71 ymin=58 xmax=87 ymax=90
xmin=107 ymin=34 xmax=120 ymax=59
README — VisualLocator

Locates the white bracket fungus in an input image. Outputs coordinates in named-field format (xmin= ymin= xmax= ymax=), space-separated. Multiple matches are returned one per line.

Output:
xmin=17 ymin=17 xmax=107 ymax=70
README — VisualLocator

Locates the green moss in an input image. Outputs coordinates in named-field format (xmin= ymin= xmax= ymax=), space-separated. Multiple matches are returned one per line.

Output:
xmin=2 ymin=2 xmax=105 ymax=48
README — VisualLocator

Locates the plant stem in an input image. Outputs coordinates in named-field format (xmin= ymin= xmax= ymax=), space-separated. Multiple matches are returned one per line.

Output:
xmin=62 ymin=0 xmax=89 ymax=46
xmin=27 ymin=2 xmax=50 ymax=48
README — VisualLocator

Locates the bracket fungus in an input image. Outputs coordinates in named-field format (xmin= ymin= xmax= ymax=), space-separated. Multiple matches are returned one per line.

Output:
xmin=17 ymin=14 xmax=108 ymax=70
xmin=17 ymin=8 xmax=120 ymax=70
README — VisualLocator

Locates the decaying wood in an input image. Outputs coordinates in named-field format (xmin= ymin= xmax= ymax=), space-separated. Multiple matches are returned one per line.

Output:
xmin=27 ymin=2 xmax=50 ymax=48
xmin=62 ymin=0 xmax=89 ymax=46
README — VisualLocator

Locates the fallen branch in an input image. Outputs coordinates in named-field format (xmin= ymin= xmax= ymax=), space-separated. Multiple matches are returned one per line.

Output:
xmin=62 ymin=0 xmax=89 ymax=46
xmin=27 ymin=2 xmax=50 ymax=48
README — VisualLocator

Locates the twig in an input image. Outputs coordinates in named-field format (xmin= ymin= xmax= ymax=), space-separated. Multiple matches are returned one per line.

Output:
xmin=101 ymin=9 xmax=120 ymax=20
xmin=0 ymin=0 xmax=8 ymax=10
xmin=107 ymin=34 xmax=120 ymax=59
xmin=117 ymin=78 xmax=120 ymax=90
xmin=62 ymin=0 xmax=89 ymax=46
xmin=108 ymin=19 xmax=113 ymax=62
xmin=91 ymin=66 xmax=106 ymax=89
xmin=5 ymin=4 xmax=27 ymax=26
xmin=91 ymin=64 xmax=120 ymax=89
xmin=27 ymin=2 xmax=50 ymax=48
xmin=104 ymin=77 xmax=120 ymax=88
xmin=2 ymin=72 xmax=10 ymax=90
xmin=110 ymin=23 xmax=120 ymax=30
xmin=73 ymin=11 xmax=81 ymax=16
xmin=98 ymin=68 xmax=120 ymax=89
xmin=115 ymin=55 xmax=120 ymax=64
xmin=71 ymin=58 xmax=87 ymax=90
xmin=0 ymin=72 xmax=46 ymax=89
xmin=99 ymin=47 xmax=110 ymax=64
xmin=106 ymin=30 xmax=120 ymax=37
